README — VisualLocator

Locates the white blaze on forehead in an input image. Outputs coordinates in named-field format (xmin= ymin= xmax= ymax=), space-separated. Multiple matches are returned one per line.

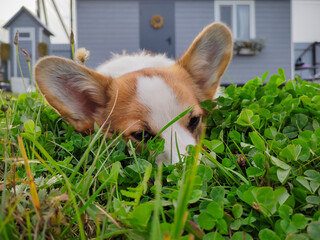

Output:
xmin=137 ymin=76 xmax=181 ymax=129
xmin=137 ymin=76 xmax=196 ymax=165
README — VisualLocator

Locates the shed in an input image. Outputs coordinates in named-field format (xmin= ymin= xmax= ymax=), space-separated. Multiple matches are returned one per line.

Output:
xmin=76 ymin=0 xmax=292 ymax=85
xmin=3 ymin=6 xmax=53 ymax=82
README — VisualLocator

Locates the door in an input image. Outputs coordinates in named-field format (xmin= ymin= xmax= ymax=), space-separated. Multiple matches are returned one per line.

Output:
xmin=18 ymin=40 xmax=32 ymax=77
xmin=140 ymin=1 xmax=175 ymax=58
xmin=13 ymin=28 xmax=35 ymax=78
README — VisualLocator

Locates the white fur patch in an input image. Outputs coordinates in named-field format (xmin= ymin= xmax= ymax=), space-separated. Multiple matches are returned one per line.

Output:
xmin=214 ymin=86 xmax=224 ymax=99
xmin=160 ymin=123 xmax=196 ymax=165
xmin=96 ymin=51 xmax=174 ymax=78
xmin=137 ymin=76 xmax=196 ymax=165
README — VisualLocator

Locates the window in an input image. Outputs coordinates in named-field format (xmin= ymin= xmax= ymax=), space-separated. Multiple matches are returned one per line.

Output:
xmin=215 ymin=1 xmax=255 ymax=41
xmin=19 ymin=32 xmax=31 ymax=38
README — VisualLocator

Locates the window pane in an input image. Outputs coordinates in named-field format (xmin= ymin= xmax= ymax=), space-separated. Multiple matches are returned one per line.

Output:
xmin=220 ymin=5 xmax=232 ymax=29
xmin=237 ymin=5 xmax=250 ymax=41
xmin=19 ymin=32 xmax=30 ymax=38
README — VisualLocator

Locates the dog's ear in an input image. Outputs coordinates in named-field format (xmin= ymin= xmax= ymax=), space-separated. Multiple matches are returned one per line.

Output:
xmin=35 ymin=56 xmax=112 ymax=132
xmin=178 ymin=23 xmax=233 ymax=100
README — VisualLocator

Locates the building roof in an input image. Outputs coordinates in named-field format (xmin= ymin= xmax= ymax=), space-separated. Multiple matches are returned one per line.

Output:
xmin=3 ymin=6 xmax=54 ymax=36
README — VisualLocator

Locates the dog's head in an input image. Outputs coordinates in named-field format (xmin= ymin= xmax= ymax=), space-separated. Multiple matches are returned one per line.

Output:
xmin=34 ymin=23 xmax=232 ymax=164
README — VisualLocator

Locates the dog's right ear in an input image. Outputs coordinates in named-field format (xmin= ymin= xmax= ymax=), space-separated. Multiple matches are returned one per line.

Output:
xmin=35 ymin=56 xmax=113 ymax=132
xmin=178 ymin=23 xmax=233 ymax=101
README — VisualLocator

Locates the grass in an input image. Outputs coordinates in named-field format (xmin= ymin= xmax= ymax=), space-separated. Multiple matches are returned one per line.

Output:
xmin=0 ymin=40 xmax=320 ymax=239
xmin=1 ymin=70 xmax=320 ymax=240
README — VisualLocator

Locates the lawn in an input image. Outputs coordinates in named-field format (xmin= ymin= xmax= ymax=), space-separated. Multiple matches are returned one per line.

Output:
xmin=0 ymin=70 xmax=320 ymax=240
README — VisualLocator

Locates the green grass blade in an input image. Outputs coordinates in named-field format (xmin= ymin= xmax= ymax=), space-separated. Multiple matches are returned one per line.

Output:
xmin=170 ymin=128 xmax=204 ymax=239
xmin=144 ymin=106 xmax=194 ymax=153
xmin=150 ymin=164 xmax=163 ymax=240
xmin=26 ymin=211 xmax=32 ymax=240
xmin=21 ymin=133 xmax=65 ymax=177
xmin=201 ymin=149 xmax=240 ymax=185
xmin=63 ymin=175 xmax=86 ymax=240
xmin=79 ymin=161 xmax=121 ymax=215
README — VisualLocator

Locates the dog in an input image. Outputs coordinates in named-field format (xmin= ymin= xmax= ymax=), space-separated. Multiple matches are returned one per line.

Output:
xmin=34 ymin=23 xmax=232 ymax=165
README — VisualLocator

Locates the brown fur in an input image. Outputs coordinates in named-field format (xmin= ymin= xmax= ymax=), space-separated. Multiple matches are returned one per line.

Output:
xmin=103 ymin=67 xmax=205 ymax=141
xmin=34 ymin=22 xmax=233 ymax=152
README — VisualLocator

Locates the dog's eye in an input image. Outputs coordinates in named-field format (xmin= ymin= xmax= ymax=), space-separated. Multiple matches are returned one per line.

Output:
xmin=188 ymin=116 xmax=201 ymax=132
xmin=131 ymin=131 xmax=154 ymax=142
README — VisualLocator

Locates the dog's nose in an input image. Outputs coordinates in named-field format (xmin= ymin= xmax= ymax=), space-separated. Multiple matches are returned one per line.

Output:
xmin=156 ymin=124 xmax=196 ymax=165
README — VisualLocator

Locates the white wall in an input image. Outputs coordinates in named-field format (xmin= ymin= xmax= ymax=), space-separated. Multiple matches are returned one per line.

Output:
xmin=0 ymin=20 xmax=9 ymax=42
xmin=292 ymin=0 xmax=320 ymax=42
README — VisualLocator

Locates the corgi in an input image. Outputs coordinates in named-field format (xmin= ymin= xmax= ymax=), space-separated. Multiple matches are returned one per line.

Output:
xmin=34 ymin=23 xmax=232 ymax=165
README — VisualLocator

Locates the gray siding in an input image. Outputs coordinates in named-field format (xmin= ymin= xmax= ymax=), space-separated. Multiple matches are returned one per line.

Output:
xmin=7 ymin=11 xmax=40 ymax=29
xmin=42 ymin=31 xmax=50 ymax=46
xmin=222 ymin=0 xmax=292 ymax=84
xmin=50 ymin=44 xmax=72 ymax=59
xmin=75 ymin=0 xmax=292 ymax=84
xmin=77 ymin=0 xmax=140 ymax=69
xmin=175 ymin=1 xmax=214 ymax=58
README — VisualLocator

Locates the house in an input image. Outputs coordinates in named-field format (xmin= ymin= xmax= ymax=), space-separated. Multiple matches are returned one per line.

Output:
xmin=3 ymin=7 xmax=53 ymax=84
xmin=0 ymin=6 xmax=73 ymax=92
xmin=75 ymin=0 xmax=292 ymax=85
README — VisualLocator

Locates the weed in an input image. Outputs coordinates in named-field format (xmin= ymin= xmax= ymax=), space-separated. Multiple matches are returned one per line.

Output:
xmin=1 ymin=49 xmax=320 ymax=239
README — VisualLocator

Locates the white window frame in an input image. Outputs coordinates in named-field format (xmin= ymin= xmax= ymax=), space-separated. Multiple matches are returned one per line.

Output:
xmin=214 ymin=0 xmax=256 ymax=40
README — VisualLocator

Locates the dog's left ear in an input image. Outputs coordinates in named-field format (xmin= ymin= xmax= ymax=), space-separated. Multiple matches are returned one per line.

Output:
xmin=34 ymin=56 xmax=113 ymax=132
xmin=178 ymin=22 xmax=233 ymax=101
